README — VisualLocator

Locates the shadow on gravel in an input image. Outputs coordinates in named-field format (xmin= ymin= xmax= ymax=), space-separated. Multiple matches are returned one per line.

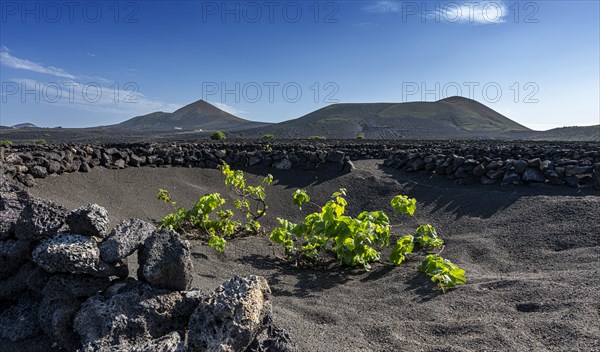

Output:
xmin=376 ymin=163 xmax=593 ymax=220
xmin=378 ymin=164 xmax=518 ymax=219
xmin=404 ymin=274 xmax=441 ymax=302
xmin=238 ymin=254 xmax=363 ymax=298
xmin=239 ymin=165 xmax=350 ymax=189
xmin=359 ymin=264 xmax=395 ymax=282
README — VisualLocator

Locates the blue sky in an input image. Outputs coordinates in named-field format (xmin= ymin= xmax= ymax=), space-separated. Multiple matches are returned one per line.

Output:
xmin=0 ymin=0 xmax=598 ymax=130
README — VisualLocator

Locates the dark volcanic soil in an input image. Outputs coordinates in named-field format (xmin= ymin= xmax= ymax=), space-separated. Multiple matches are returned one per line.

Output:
xmin=27 ymin=160 xmax=600 ymax=351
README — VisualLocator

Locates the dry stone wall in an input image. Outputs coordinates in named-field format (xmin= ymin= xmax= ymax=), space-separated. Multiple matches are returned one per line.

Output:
xmin=0 ymin=179 xmax=295 ymax=351
xmin=383 ymin=142 xmax=600 ymax=189
xmin=1 ymin=140 xmax=599 ymax=190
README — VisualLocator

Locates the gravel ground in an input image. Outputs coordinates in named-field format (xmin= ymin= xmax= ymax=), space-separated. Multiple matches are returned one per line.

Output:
xmin=23 ymin=159 xmax=600 ymax=352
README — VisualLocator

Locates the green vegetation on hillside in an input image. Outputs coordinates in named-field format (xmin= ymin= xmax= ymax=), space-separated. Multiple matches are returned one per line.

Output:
xmin=210 ymin=131 xmax=226 ymax=140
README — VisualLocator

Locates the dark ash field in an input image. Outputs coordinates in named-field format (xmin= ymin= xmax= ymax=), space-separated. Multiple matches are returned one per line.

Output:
xmin=21 ymin=158 xmax=600 ymax=352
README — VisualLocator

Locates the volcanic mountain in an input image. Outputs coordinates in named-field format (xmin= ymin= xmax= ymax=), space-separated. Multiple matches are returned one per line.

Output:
xmin=111 ymin=99 xmax=270 ymax=132
xmin=533 ymin=125 xmax=600 ymax=142
xmin=238 ymin=96 xmax=532 ymax=139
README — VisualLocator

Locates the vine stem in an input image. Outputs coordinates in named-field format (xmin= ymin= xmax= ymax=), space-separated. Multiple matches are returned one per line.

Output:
xmin=437 ymin=245 xmax=446 ymax=256
xmin=302 ymin=200 xmax=324 ymax=211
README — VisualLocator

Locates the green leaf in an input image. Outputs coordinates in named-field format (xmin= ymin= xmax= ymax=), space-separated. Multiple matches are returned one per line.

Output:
xmin=292 ymin=189 xmax=310 ymax=209
xmin=208 ymin=233 xmax=227 ymax=252
xmin=331 ymin=188 xmax=347 ymax=198
xmin=158 ymin=213 xmax=182 ymax=231
xmin=389 ymin=235 xmax=414 ymax=265
xmin=157 ymin=189 xmax=172 ymax=203
xmin=418 ymin=254 xmax=466 ymax=293
xmin=263 ymin=174 xmax=274 ymax=185
xmin=414 ymin=224 xmax=444 ymax=249
xmin=270 ymin=218 xmax=297 ymax=256
xmin=391 ymin=195 xmax=417 ymax=216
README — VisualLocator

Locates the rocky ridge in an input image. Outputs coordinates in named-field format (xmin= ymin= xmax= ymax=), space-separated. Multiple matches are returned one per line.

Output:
xmin=1 ymin=141 xmax=599 ymax=190
xmin=384 ymin=143 xmax=600 ymax=189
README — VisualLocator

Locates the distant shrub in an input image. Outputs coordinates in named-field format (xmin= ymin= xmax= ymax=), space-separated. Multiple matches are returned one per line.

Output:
xmin=263 ymin=134 xmax=274 ymax=139
xmin=309 ymin=136 xmax=325 ymax=140
xmin=0 ymin=140 xmax=12 ymax=146
xmin=356 ymin=134 xmax=365 ymax=140
xmin=34 ymin=139 xmax=47 ymax=145
xmin=210 ymin=131 xmax=226 ymax=140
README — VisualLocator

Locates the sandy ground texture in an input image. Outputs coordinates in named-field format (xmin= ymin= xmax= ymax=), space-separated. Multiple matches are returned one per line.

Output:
xmin=23 ymin=160 xmax=600 ymax=351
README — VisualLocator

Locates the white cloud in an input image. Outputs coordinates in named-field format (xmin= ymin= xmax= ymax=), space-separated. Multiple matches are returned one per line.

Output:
xmin=427 ymin=1 xmax=508 ymax=24
xmin=1 ymin=48 xmax=182 ymax=124
xmin=0 ymin=47 xmax=77 ymax=79
xmin=361 ymin=1 xmax=508 ymax=24
xmin=363 ymin=1 xmax=400 ymax=13
xmin=212 ymin=102 xmax=247 ymax=116
xmin=8 ymin=78 xmax=181 ymax=121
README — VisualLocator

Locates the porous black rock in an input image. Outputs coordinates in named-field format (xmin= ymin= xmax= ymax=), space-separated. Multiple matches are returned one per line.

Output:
xmin=0 ymin=298 xmax=41 ymax=342
xmin=79 ymin=162 xmax=91 ymax=172
xmin=42 ymin=274 xmax=111 ymax=300
xmin=513 ymin=160 xmax=528 ymax=174
xmin=522 ymin=168 xmax=545 ymax=183
xmin=0 ymin=261 xmax=36 ymax=300
xmin=187 ymin=275 xmax=272 ymax=352
xmin=30 ymin=165 xmax=48 ymax=178
xmin=247 ymin=324 xmax=297 ymax=352
xmin=74 ymin=280 xmax=203 ymax=351
xmin=0 ymin=178 xmax=23 ymax=192
xmin=15 ymin=197 xmax=68 ymax=241
xmin=100 ymin=219 xmax=156 ymax=263
xmin=138 ymin=228 xmax=193 ymax=291
xmin=65 ymin=203 xmax=111 ymax=238
xmin=501 ymin=171 xmax=523 ymax=186
xmin=472 ymin=164 xmax=487 ymax=177
xmin=32 ymin=233 xmax=127 ymax=277
xmin=0 ymin=190 xmax=29 ymax=239
xmin=48 ymin=160 xmax=62 ymax=174
xmin=0 ymin=239 xmax=31 ymax=279
xmin=38 ymin=296 xmax=82 ymax=351
xmin=326 ymin=151 xmax=345 ymax=164
xmin=16 ymin=173 xmax=36 ymax=187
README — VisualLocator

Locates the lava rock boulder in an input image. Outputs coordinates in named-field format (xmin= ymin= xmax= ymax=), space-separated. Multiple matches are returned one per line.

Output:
xmin=187 ymin=275 xmax=272 ymax=352
xmin=100 ymin=219 xmax=156 ymax=263
xmin=138 ymin=228 xmax=193 ymax=291
xmin=65 ymin=204 xmax=111 ymax=238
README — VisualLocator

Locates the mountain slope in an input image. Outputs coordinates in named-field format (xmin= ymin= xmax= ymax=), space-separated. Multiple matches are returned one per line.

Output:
xmin=111 ymin=100 xmax=270 ymax=132
xmin=532 ymin=125 xmax=600 ymax=141
xmin=238 ymin=96 xmax=531 ymax=139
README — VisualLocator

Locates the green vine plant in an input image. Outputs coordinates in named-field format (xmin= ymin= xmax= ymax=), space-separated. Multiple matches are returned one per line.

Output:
xmin=269 ymin=188 xmax=466 ymax=293
xmin=157 ymin=163 xmax=273 ymax=252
